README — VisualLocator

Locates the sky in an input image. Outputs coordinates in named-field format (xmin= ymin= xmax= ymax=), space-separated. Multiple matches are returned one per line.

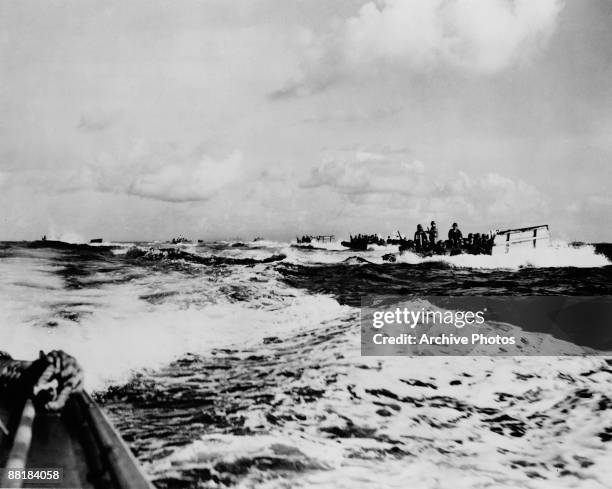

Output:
xmin=0 ymin=0 xmax=611 ymax=242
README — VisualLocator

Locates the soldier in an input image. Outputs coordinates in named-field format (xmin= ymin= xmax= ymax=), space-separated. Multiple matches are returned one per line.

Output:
xmin=414 ymin=224 xmax=429 ymax=252
xmin=448 ymin=222 xmax=463 ymax=247
xmin=428 ymin=221 xmax=438 ymax=244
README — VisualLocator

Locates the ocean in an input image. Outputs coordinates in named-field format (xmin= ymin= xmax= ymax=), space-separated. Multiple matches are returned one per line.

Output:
xmin=1 ymin=239 xmax=611 ymax=488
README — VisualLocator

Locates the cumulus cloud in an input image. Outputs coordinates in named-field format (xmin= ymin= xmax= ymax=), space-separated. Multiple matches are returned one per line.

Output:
xmin=303 ymin=151 xmax=427 ymax=195
xmin=302 ymin=150 xmax=547 ymax=222
xmin=276 ymin=0 xmax=564 ymax=96
xmin=128 ymin=151 xmax=244 ymax=202
xmin=70 ymin=141 xmax=245 ymax=202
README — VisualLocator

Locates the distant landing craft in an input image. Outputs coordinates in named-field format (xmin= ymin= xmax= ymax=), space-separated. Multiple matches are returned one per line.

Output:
xmin=170 ymin=236 xmax=190 ymax=244
xmin=296 ymin=235 xmax=335 ymax=244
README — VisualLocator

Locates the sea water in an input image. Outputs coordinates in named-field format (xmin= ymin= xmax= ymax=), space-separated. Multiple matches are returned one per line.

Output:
xmin=0 ymin=239 xmax=611 ymax=488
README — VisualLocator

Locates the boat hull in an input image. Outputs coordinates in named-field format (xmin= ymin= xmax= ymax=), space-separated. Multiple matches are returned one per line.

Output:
xmin=1 ymin=393 xmax=153 ymax=489
xmin=340 ymin=241 xmax=369 ymax=251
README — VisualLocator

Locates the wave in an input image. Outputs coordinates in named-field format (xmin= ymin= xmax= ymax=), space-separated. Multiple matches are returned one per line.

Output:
xmin=1 ymin=239 xmax=610 ymax=394
xmin=290 ymin=240 xmax=349 ymax=251
xmin=0 ymin=247 xmax=347 ymax=390
xmin=279 ymin=240 xmax=610 ymax=269
xmin=124 ymin=246 xmax=286 ymax=266
xmin=393 ymin=241 xmax=610 ymax=269
xmin=21 ymin=238 xmax=609 ymax=270
xmin=99 ymin=308 xmax=612 ymax=489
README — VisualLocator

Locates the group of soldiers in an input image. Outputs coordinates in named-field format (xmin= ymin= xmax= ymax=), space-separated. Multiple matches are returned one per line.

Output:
xmin=342 ymin=222 xmax=495 ymax=255
xmin=296 ymin=235 xmax=313 ymax=244
xmin=413 ymin=221 xmax=457 ymax=250
xmin=354 ymin=234 xmax=386 ymax=246
xmin=341 ymin=234 xmax=387 ymax=250
xmin=409 ymin=221 xmax=494 ymax=255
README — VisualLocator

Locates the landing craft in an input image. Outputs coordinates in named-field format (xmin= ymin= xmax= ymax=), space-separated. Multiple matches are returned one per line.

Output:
xmin=379 ymin=224 xmax=552 ymax=260
xmin=0 ymin=391 xmax=153 ymax=489
xmin=294 ymin=235 xmax=336 ymax=249
xmin=341 ymin=234 xmax=386 ymax=251
xmin=170 ymin=236 xmax=190 ymax=244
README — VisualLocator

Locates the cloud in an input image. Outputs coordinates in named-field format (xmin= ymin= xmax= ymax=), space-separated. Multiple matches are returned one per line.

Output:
xmin=566 ymin=195 xmax=612 ymax=215
xmin=128 ymin=151 xmax=244 ymax=202
xmin=302 ymin=150 xmax=547 ymax=222
xmin=68 ymin=142 xmax=245 ymax=203
xmin=303 ymin=151 xmax=427 ymax=195
xmin=277 ymin=0 xmax=564 ymax=96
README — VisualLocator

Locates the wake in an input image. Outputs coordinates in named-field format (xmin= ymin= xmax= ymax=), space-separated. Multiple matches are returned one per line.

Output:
xmin=279 ymin=240 xmax=610 ymax=269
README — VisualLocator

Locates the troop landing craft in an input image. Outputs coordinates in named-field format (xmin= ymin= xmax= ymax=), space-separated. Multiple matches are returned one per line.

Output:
xmin=336 ymin=225 xmax=551 ymax=258
xmin=398 ymin=224 xmax=551 ymax=258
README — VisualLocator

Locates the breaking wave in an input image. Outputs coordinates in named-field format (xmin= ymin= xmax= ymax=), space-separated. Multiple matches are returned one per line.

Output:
xmin=393 ymin=241 xmax=610 ymax=269
xmin=0 ymin=243 xmax=348 ymax=390
xmin=278 ymin=240 xmax=610 ymax=269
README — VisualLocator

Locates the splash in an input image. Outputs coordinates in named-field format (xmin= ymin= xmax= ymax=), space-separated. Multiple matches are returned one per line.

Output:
xmin=281 ymin=240 xmax=610 ymax=269
xmin=0 ymin=249 xmax=348 ymax=390
xmin=393 ymin=241 xmax=610 ymax=269
xmin=104 ymin=316 xmax=612 ymax=489
xmin=46 ymin=230 xmax=87 ymax=244
xmin=290 ymin=240 xmax=349 ymax=251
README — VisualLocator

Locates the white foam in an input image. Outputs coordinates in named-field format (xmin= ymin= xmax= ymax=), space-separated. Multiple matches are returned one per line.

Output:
xmin=393 ymin=241 xmax=610 ymax=269
xmin=138 ymin=319 xmax=612 ymax=488
xmin=0 ymin=255 xmax=349 ymax=390
xmin=271 ymin=239 xmax=610 ymax=268
xmin=291 ymin=240 xmax=349 ymax=252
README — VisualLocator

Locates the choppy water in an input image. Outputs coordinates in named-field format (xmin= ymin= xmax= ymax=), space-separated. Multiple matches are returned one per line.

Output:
xmin=1 ymin=239 xmax=611 ymax=488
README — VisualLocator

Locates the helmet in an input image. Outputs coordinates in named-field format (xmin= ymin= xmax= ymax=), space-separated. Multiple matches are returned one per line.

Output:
xmin=417 ymin=224 xmax=423 ymax=230
xmin=452 ymin=222 xmax=458 ymax=227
